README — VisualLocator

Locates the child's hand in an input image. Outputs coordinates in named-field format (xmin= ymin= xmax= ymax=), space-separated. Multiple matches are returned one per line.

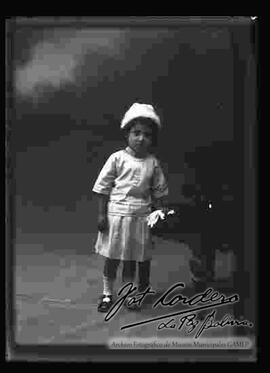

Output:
xmin=98 ymin=215 xmax=108 ymax=232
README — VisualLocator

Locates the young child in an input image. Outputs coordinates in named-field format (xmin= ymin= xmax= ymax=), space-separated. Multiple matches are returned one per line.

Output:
xmin=92 ymin=103 xmax=169 ymax=312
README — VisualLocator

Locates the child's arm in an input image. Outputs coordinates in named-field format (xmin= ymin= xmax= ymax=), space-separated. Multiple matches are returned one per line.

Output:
xmin=153 ymin=196 xmax=169 ymax=213
xmin=151 ymin=160 xmax=169 ymax=213
xmin=92 ymin=153 xmax=117 ymax=232
xmin=96 ymin=193 xmax=109 ymax=232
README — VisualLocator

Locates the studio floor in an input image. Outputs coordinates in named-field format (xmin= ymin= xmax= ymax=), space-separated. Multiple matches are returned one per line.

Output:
xmin=13 ymin=232 xmax=240 ymax=346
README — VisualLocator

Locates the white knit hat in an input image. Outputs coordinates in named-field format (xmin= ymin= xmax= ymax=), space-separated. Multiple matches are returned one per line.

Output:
xmin=120 ymin=103 xmax=161 ymax=130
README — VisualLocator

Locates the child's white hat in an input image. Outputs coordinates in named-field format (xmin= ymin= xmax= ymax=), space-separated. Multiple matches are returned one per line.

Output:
xmin=120 ymin=103 xmax=161 ymax=130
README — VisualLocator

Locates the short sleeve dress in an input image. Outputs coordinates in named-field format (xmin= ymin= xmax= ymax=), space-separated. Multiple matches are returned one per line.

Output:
xmin=92 ymin=148 xmax=168 ymax=262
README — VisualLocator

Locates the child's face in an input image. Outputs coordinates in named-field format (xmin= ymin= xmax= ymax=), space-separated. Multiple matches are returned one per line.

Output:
xmin=128 ymin=121 xmax=153 ymax=155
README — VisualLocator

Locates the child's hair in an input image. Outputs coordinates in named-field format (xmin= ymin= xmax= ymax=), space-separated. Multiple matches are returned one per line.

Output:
xmin=121 ymin=117 xmax=158 ymax=148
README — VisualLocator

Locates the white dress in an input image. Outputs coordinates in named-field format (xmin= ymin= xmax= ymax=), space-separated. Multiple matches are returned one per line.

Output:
xmin=92 ymin=148 xmax=168 ymax=262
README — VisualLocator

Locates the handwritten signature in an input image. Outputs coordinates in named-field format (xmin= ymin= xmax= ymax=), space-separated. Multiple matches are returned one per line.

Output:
xmin=157 ymin=310 xmax=253 ymax=338
xmin=104 ymin=282 xmax=253 ymax=337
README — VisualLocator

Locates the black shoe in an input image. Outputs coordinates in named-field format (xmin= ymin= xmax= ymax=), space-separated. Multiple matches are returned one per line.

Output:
xmin=97 ymin=295 xmax=113 ymax=313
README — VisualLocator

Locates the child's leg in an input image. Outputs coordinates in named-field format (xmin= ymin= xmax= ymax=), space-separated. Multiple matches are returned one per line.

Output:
xmin=124 ymin=261 xmax=149 ymax=311
xmin=122 ymin=260 xmax=139 ymax=310
xmin=138 ymin=260 xmax=151 ymax=292
xmin=98 ymin=258 xmax=120 ymax=312
xmin=122 ymin=260 xmax=137 ymax=285
xmin=103 ymin=257 xmax=120 ymax=296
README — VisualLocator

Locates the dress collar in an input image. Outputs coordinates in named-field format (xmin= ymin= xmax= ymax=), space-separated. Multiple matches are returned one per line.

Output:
xmin=125 ymin=146 xmax=148 ymax=159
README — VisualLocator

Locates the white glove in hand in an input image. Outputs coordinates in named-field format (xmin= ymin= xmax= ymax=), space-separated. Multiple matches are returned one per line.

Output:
xmin=147 ymin=209 xmax=175 ymax=228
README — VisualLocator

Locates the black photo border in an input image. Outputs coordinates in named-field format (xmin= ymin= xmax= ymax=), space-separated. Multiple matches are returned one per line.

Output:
xmin=5 ymin=15 xmax=259 ymax=362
